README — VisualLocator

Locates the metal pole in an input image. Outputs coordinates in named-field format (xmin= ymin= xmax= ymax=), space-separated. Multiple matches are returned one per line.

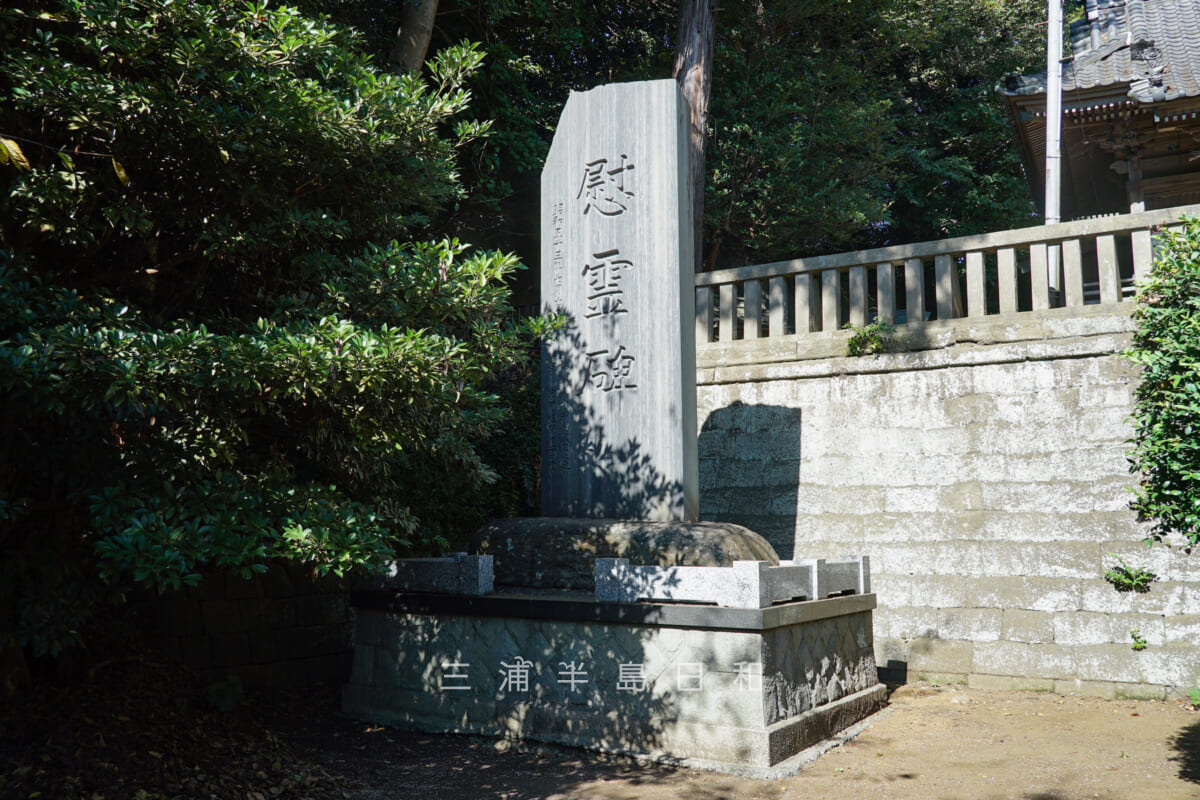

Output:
xmin=1045 ymin=0 xmax=1063 ymax=295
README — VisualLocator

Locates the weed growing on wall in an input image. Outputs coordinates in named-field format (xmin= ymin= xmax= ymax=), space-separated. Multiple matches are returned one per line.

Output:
xmin=1126 ymin=216 xmax=1200 ymax=551
xmin=1103 ymin=554 xmax=1157 ymax=593
xmin=843 ymin=320 xmax=896 ymax=356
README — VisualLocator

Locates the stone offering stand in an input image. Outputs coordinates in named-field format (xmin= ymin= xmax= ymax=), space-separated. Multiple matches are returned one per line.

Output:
xmin=343 ymin=549 xmax=884 ymax=776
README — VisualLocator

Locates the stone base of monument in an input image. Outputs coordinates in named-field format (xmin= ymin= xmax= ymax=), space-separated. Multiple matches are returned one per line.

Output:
xmin=470 ymin=517 xmax=782 ymax=590
xmin=342 ymin=588 xmax=885 ymax=776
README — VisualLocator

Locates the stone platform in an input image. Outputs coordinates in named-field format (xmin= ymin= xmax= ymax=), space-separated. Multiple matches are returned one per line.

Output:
xmin=342 ymin=589 xmax=885 ymax=776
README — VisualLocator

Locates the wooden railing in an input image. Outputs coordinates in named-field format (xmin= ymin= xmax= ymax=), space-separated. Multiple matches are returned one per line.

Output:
xmin=694 ymin=204 xmax=1200 ymax=344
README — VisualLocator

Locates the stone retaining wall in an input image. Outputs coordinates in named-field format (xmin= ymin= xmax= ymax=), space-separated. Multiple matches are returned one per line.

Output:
xmin=696 ymin=307 xmax=1200 ymax=699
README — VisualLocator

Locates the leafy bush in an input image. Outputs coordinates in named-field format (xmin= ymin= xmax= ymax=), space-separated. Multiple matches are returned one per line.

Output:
xmin=1126 ymin=216 xmax=1200 ymax=551
xmin=0 ymin=1 xmax=549 ymax=658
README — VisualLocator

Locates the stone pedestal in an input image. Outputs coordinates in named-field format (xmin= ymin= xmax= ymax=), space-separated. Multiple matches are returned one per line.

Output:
xmin=470 ymin=517 xmax=779 ymax=590
xmin=342 ymin=591 xmax=885 ymax=776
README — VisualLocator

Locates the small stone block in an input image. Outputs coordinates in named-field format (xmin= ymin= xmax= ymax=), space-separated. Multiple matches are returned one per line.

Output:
xmin=1053 ymin=678 xmax=1117 ymax=699
xmin=593 ymin=558 xmax=628 ymax=602
xmin=452 ymin=553 xmax=494 ymax=595
xmin=1011 ymin=677 xmax=1056 ymax=693
xmin=731 ymin=561 xmax=771 ymax=608
xmin=1113 ymin=682 xmax=1167 ymax=701
xmin=592 ymin=556 xmax=870 ymax=608
xmin=356 ymin=555 xmax=494 ymax=596
xmin=967 ymin=673 xmax=1015 ymax=691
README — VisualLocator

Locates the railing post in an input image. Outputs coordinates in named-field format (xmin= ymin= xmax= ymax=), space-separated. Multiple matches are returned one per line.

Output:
xmin=1096 ymin=234 xmax=1120 ymax=304
xmin=998 ymin=247 xmax=1018 ymax=314
xmin=966 ymin=251 xmax=985 ymax=317
xmin=795 ymin=273 xmax=817 ymax=334
xmin=1063 ymin=238 xmax=1084 ymax=307
xmin=743 ymin=279 xmax=762 ymax=339
xmin=695 ymin=286 xmax=714 ymax=343
xmin=821 ymin=269 xmax=839 ymax=332
xmin=904 ymin=258 xmax=924 ymax=325
xmin=1030 ymin=242 xmax=1050 ymax=310
xmin=934 ymin=253 xmax=961 ymax=320
xmin=849 ymin=265 xmax=868 ymax=327
xmin=768 ymin=276 xmax=787 ymax=336
xmin=1132 ymin=228 xmax=1154 ymax=282
xmin=719 ymin=283 xmax=737 ymax=342
xmin=876 ymin=262 xmax=895 ymax=325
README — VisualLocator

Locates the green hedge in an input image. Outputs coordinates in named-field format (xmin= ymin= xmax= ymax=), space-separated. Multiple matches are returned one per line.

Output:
xmin=1126 ymin=217 xmax=1200 ymax=550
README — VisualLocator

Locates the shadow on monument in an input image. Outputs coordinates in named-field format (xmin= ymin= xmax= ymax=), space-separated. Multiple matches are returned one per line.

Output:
xmin=351 ymin=323 xmax=768 ymax=771
xmin=697 ymin=401 xmax=802 ymax=559
xmin=351 ymin=602 xmax=777 ymax=773
xmin=541 ymin=320 xmax=686 ymax=518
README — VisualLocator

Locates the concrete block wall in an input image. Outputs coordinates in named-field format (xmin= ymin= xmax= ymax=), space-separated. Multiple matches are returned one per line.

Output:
xmin=696 ymin=308 xmax=1200 ymax=700
xmin=140 ymin=563 xmax=353 ymax=687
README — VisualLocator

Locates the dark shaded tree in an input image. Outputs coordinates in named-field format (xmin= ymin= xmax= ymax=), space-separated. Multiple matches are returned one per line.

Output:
xmin=0 ymin=0 xmax=548 ymax=670
xmin=410 ymin=0 xmax=1044 ymax=271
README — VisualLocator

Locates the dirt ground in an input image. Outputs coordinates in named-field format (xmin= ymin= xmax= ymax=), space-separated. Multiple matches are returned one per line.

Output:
xmin=295 ymin=682 xmax=1200 ymax=800
xmin=3 ymin=667 xmax=1198 ymax=800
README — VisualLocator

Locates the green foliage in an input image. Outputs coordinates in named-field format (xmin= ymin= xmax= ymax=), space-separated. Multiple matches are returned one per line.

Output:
xmin=879 ymin=0 xmax=1043 ymax=247
xmin=703 ymin=0 xmax=893 ymax=266
xmin=704 ymin=0 xmax=1043 ymax=267
xmin=426 ymin=0 xmax=676 ymax=255
xmin=1 ymin=1 xmax=488 ymax=293
xmin=1189 ymin=687 xmax=1200 ymax=708
xmin=1130 ymin=629 xmax=1148 ymax=652
xmin=382 ymin=0 xmax=1042 ymax=270
xmin=843 ymin=319 xmax=896 ymax=357
xmin=1125 ymin=217 xmax=1200 ymax=550
xmin=1103 ymin=554 xmax=1157 ymax=593
xmin=0 ymin=0 xmax=549 ymax=657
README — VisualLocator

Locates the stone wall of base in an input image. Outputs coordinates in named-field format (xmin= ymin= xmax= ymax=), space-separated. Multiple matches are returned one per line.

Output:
xmin=342 ymin=592 xmax=884 ymax=775
xmin=696 ymin=308 xmax=1200 ymax=698
xmin=138 ymin=563 xmax=353 ymax=687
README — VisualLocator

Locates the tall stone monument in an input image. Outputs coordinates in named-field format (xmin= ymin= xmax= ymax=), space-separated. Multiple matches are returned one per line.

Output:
xmin=345 ymin=81 xmax=883 ymax=774
xmin=540 ymin=79 xmax=698 ymax=521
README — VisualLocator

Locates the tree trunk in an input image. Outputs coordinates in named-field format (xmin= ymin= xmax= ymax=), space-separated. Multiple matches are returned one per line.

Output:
xmin=389 ymin=0 xmax=439 ymax=73
xmin=674 ymin=0 xmax=715 ymax=272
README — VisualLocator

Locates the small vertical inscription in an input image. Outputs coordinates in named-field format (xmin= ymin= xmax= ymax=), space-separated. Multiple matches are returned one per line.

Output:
xmin=547 ymin=200 xmax=568 ymax=478
xmin=551 ymin=202 xmax=566 ymax=307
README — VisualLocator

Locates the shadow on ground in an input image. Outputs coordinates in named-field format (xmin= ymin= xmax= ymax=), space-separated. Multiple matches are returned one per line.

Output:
xmin=298 ymin=705 xmax=792 ymax=800
xmin=1171 ymin=718 xmax=1200 ymax=784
